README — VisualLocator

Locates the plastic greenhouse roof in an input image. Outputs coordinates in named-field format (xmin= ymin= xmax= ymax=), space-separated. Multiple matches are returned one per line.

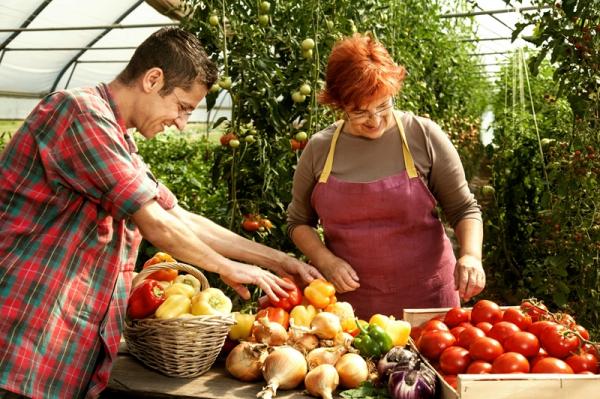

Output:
xmin=0 ymin=0 xmax=538 ymax=119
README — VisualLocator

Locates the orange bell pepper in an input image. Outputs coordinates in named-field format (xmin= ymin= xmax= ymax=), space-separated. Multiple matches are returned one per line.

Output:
xmin=143 ymin=252 xmax=178 ymax=281
xmin=304 ymin=279 xmax=336 ymax=309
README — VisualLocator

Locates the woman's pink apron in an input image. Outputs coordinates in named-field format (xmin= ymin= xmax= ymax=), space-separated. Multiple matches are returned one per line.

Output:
xmin=311 ymin=111 xmax=459 ymax=319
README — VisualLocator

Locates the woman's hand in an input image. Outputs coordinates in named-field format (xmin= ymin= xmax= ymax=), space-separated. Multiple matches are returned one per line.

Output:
xmin=220 ymin=260 xmax=295 ymax=302
xmin=317 ymin=253 xmax=360 ymax=293
xmin=454 ymin=254 xmax=485 ymax=302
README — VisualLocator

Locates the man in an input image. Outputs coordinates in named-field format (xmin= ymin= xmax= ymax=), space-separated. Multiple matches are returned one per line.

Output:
xmin=0 ymin=27 xmax=321 ymax=399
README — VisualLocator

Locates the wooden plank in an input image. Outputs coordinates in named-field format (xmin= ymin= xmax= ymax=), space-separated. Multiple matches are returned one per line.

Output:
xmin=104 ymin=353 xmax=314 ymax=399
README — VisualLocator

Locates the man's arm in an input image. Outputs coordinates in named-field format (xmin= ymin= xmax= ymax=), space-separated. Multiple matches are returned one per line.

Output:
xmin=132 ymin=200 xmax=293 ymax=300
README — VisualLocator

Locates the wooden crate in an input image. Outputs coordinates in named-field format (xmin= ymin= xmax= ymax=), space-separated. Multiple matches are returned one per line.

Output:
xmin=403 ymin=308 xmax=600 ymax=399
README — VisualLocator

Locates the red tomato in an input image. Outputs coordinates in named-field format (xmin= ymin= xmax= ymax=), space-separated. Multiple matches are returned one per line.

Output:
xmin=539 ymin=324 xmax=579 ymax=359
xmin=531 ymin=357 xmax=574 ymax=374
xmin=503 ymin=331 xmax=541 ymax=358
xmin=475 ymin=322 xmax=493 ymax=334
xmin=421 ymin=319 xmax=450 ymax=333
xmin=457 ymin=326 xmax=486 ymax=349
xmin=488 ymin=321 xmax=520 ymax=345
xmin=469 ymin=337 xmax=504 ymax=362
xmin=242 ymin=218 xmax=260 ymax=232
xmin=439 ymin=346 xmax=472 ymax=375
xmin=491 ymin=352 xmax=530 ymax=373
xmin=418 ymin=330 xmax=456 ymax=361
xmin=466 ymin=360 xmax=492 ymax=374
xmin=582 ymin=343 xmax=599 ymax=358
xmin=444 ymin=307 xmax=470 ymax=328
xmin=443 ymin=375 xmax=458 ymax=390
xmin=530 ymin=347 xmax=549 ymax=368
xmin=450 ymin=326 xmax=467 ymax=340
xmin=565 ymin=353 xmax=599 ymax=374
xmin=502 ymin=307 xmax=533 ymax=331
xmin=574 ymin=324 xmax=590 ymax=340
xmin=520 ymin=300 xmax=549 ymax=322
xmin=410 ymin=325 xmax=423 ymax=341
xmin=471 ymin=300 xmax=502 ymax=325
xmin=554 ymin=312 xmax=576 ymax=329
xmin=528 ymin=320 xmax=558 ymax=338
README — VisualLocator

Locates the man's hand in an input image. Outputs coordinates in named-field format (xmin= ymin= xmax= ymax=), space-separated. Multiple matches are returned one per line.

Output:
xmin=454 ymin=254 xmax=485 ymax=302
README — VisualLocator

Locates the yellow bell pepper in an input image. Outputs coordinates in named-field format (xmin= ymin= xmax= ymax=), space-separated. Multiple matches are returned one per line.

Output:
xmin=325 ymin=301 xmax=356 ymax=333
xmin=154 ymin=294 xmax=191 ymax=319
xmin=304 ymin=279 xmax=336 ymax=309
xmin=289 ymin=304 xmax=317 ymax=327
xmin=174 ymin=274 xmax=201 ymax=294
xmin=228 ymin=312 xmax=256 ymax=341
xmin=191 ymin=288 xmax=233 ymax=316
xmin=165 ymin=282 xmax=196 ymax=298
xmin=368 ymin=314 xmax=411 ymax=347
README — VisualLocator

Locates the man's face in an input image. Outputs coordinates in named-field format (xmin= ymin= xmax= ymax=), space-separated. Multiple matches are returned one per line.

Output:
xmin=137 ymin=81 xmax=208 ymax=139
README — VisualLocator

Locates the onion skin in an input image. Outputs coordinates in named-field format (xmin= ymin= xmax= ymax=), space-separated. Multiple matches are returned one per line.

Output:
xmin=258 ymin=346 xmax=307 ymax=399
xmin=306 ymin=346 xmax=346 ymax=370
xmin=225 ymin=342 xmax=267 ymax=382
xmin=335 ymin=353 xmax=368 ymax=389
xmin=304 ymin=364 xmax=339 ymax=399
xmin=310 ymin=312 xmax=342 ymax=339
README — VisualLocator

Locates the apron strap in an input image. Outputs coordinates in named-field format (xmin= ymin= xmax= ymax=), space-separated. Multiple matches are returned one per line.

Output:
xmin=318 ymin=111 xmax=418 ymax=183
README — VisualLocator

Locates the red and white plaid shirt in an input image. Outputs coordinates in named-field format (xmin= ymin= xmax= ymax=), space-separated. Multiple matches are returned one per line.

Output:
xmin=0 ymin=83 xmax=176 ymax=398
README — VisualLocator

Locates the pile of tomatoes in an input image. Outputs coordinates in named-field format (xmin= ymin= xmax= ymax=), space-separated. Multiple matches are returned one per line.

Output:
xmin=411 ymin=299 xmax=599 ymax=389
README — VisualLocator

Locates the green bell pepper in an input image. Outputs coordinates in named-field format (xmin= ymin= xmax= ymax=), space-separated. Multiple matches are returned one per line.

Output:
xmin=352 ymin=319 xmax=394 ymax=358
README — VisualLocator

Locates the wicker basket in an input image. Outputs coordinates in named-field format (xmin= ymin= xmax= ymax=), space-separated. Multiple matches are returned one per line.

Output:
xmin=123 ymin=262 xmax=235 ymax=378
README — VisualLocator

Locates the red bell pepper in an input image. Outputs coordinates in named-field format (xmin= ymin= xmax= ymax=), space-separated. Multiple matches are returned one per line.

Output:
xmin=127 ymin=279 xmax=166 ymax=319
xmin=255 ymin=306 xmax=290 ymax=329
xmin=257 ymin=277 xmax=303 ymax=311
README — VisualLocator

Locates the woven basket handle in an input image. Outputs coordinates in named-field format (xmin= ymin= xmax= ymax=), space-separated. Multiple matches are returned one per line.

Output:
xmin=131 ymin=262 xmax=210 ymax=293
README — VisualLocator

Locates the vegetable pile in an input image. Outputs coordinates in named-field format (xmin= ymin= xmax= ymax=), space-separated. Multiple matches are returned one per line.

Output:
xmin=411 ymin=298 xmax=599 ymax=390
xmin=126 ymin=252 xmax=233 ymax=320
xmin=223 ymin=278 xmax=426 ymax=399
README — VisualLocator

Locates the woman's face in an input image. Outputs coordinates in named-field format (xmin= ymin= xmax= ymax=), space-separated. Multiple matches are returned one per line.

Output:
xmin=343 ymin=96 xmax=394 ymax=139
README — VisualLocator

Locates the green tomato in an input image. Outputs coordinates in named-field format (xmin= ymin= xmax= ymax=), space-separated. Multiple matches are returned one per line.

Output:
xmin=258 ymin=14 xmax=269 ymax=26
xmin=209 ymin=83 xmax=220 ymax=93
xmin=291 ymin=91 xmax=306 ymax=103
xmin=244 ymin=135 xmax=256 ymax=143
xmin=301 ymin=38 xmax=315 ymax=50
xmin=326 ymin=20 xmax=334 ymax=30
xmin=209 ymin=15 xmax=219 ymax=26
xmin=481 ymin=185 xmax=495 ymax=197
xmin=259 ymin=1 xmax=271 ymax=13
xmin=218 ymin=76 xmax=232 ymax=90
xmin=302 ymin=49 xmax=313 ymax=59
xmin=295 ymin=131 xmax=308 ymax=141
xmin=229 ymin=139 xmax=240 ymax=148
xmin=299 ymin=84 xmax=311 ymax=96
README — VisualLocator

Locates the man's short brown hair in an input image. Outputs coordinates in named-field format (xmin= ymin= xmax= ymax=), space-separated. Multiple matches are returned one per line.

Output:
xmin=117 ymin=27 xmax=218 ymax=94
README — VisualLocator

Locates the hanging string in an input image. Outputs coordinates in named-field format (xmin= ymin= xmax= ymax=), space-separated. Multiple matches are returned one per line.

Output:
xmin=519 ymin=47 xmax=550 ymax=192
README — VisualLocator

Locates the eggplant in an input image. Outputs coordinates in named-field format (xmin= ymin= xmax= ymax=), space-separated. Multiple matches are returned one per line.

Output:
xmin=388 ymin=365 xmax=437 ymax=399
xmin=377 ymin=346 xmax=418 ymax=377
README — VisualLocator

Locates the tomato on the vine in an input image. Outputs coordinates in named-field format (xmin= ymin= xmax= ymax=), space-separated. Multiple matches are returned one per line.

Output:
xmin=242 ymin=217 xmax=260 ymax=232
xmin=574 ymin=324 xmax=590 ymax=340
xmin=528 ymin=320 xmax=557 ymax=338
xmin=565 ymin=353 xmax=599 ymax=374
xmin=502 ymin=307 xmax=532 ymax=331
xmin=521 ymin=300 xmax=549 ymax=322
xmin=491 ymin=352 xmax=530 ymax=373
xmin=539 ymin=324 xmax=580 ymax=359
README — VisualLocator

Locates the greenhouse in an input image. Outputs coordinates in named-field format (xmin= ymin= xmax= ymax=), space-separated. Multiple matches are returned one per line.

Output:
xmin=1 ymin=0 xmax=599 ymax=398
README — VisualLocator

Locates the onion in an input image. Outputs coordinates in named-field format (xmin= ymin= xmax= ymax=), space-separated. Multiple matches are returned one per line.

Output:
xmin=288 ymin=328 xmax=319 ymax=354
xmin=305 ymin=346 xmax=346 ymax=370
xmin=252 ymin=316 xmax=288 ymax=346
xmin=258 ymin=346 xmax=307 ymax=399
xmin=335 ymin=353 xmax=368 ymax=389
xmin=310 ymin=312 xmax=342 ymax=339
xmin=225 ymin=342 xmax=267 ymax=382
xmin=304 ymin=364 xmax=339 ymax=399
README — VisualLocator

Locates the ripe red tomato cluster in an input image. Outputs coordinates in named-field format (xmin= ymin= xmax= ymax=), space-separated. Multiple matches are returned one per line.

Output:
xmin=413 ymin=299 xmax=598 ymax=390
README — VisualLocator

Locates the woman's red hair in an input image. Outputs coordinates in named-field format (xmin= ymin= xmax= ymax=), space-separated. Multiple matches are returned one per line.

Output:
xmin=319 ymin=33 xmax=406 ymax=110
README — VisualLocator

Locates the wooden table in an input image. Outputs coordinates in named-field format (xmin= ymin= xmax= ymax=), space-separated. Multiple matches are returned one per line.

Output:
xmin=102 ymin=343 xmax=314 ymax=399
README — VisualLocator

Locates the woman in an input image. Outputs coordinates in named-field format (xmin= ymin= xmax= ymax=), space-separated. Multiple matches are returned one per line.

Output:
xmin=287 ymin=33 xmax=485 ymax=319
